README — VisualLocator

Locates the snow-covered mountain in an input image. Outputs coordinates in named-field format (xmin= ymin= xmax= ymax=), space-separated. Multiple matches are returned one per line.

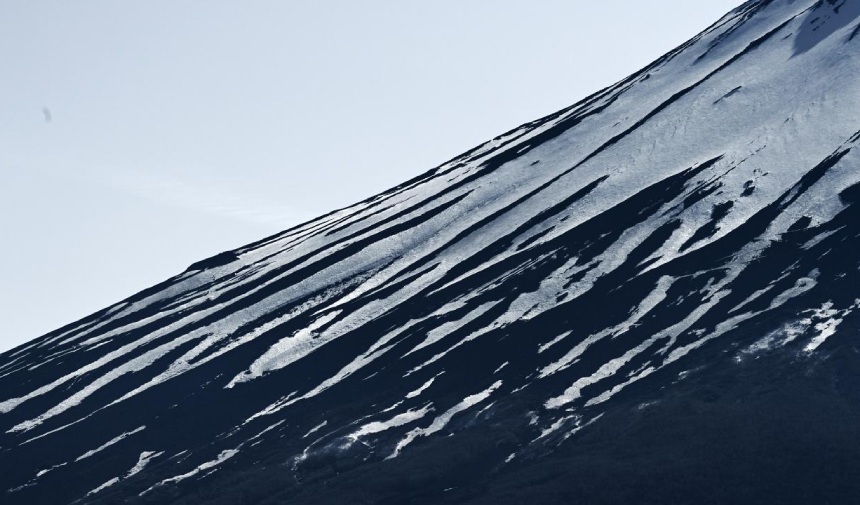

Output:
xmin=3 ymin=1 xmax=860 ymax=503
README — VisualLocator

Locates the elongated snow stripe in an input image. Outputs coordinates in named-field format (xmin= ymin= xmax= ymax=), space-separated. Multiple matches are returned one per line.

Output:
xmin=75 ymin=426 xmax=145 ymax=462
xmin=388 ymin=381 xmax=502 ymax=459
xmin=140 ymin=449 xmax=240 ymax=496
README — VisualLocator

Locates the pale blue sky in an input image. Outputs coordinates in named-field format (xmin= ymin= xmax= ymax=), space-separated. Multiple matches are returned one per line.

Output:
xmin=0 ymin=1 xmax=741 ymax=351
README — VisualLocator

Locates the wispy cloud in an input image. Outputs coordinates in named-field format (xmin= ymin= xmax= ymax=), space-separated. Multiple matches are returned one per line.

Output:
xmin=102 ymin=168 xmax=313 ymax=229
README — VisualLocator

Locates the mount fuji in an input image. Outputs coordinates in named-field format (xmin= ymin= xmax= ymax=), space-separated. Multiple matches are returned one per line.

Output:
xmin=3 ymin=1 xmax=860 ymax=503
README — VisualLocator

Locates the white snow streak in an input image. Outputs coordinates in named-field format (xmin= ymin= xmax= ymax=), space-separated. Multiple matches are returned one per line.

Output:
xmin=389 ymin=381 xmax=502 ymax=458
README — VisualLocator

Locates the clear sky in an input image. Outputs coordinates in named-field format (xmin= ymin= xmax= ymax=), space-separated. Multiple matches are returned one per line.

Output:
xmin=0 ymin=1 xmax=742 ymax=352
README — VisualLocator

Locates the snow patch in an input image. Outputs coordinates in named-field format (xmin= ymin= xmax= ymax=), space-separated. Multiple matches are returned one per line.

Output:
xmin=388 ymin=381 xmax=501 ymax=458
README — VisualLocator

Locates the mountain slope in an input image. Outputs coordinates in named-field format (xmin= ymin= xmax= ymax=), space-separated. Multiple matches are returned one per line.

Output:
xmin=2 ymin=1 xmax=860 ymax=503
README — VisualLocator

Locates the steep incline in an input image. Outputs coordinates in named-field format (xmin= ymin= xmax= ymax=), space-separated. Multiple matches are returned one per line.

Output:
xmin=2 ymin=1 xmax=860 ymax=503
